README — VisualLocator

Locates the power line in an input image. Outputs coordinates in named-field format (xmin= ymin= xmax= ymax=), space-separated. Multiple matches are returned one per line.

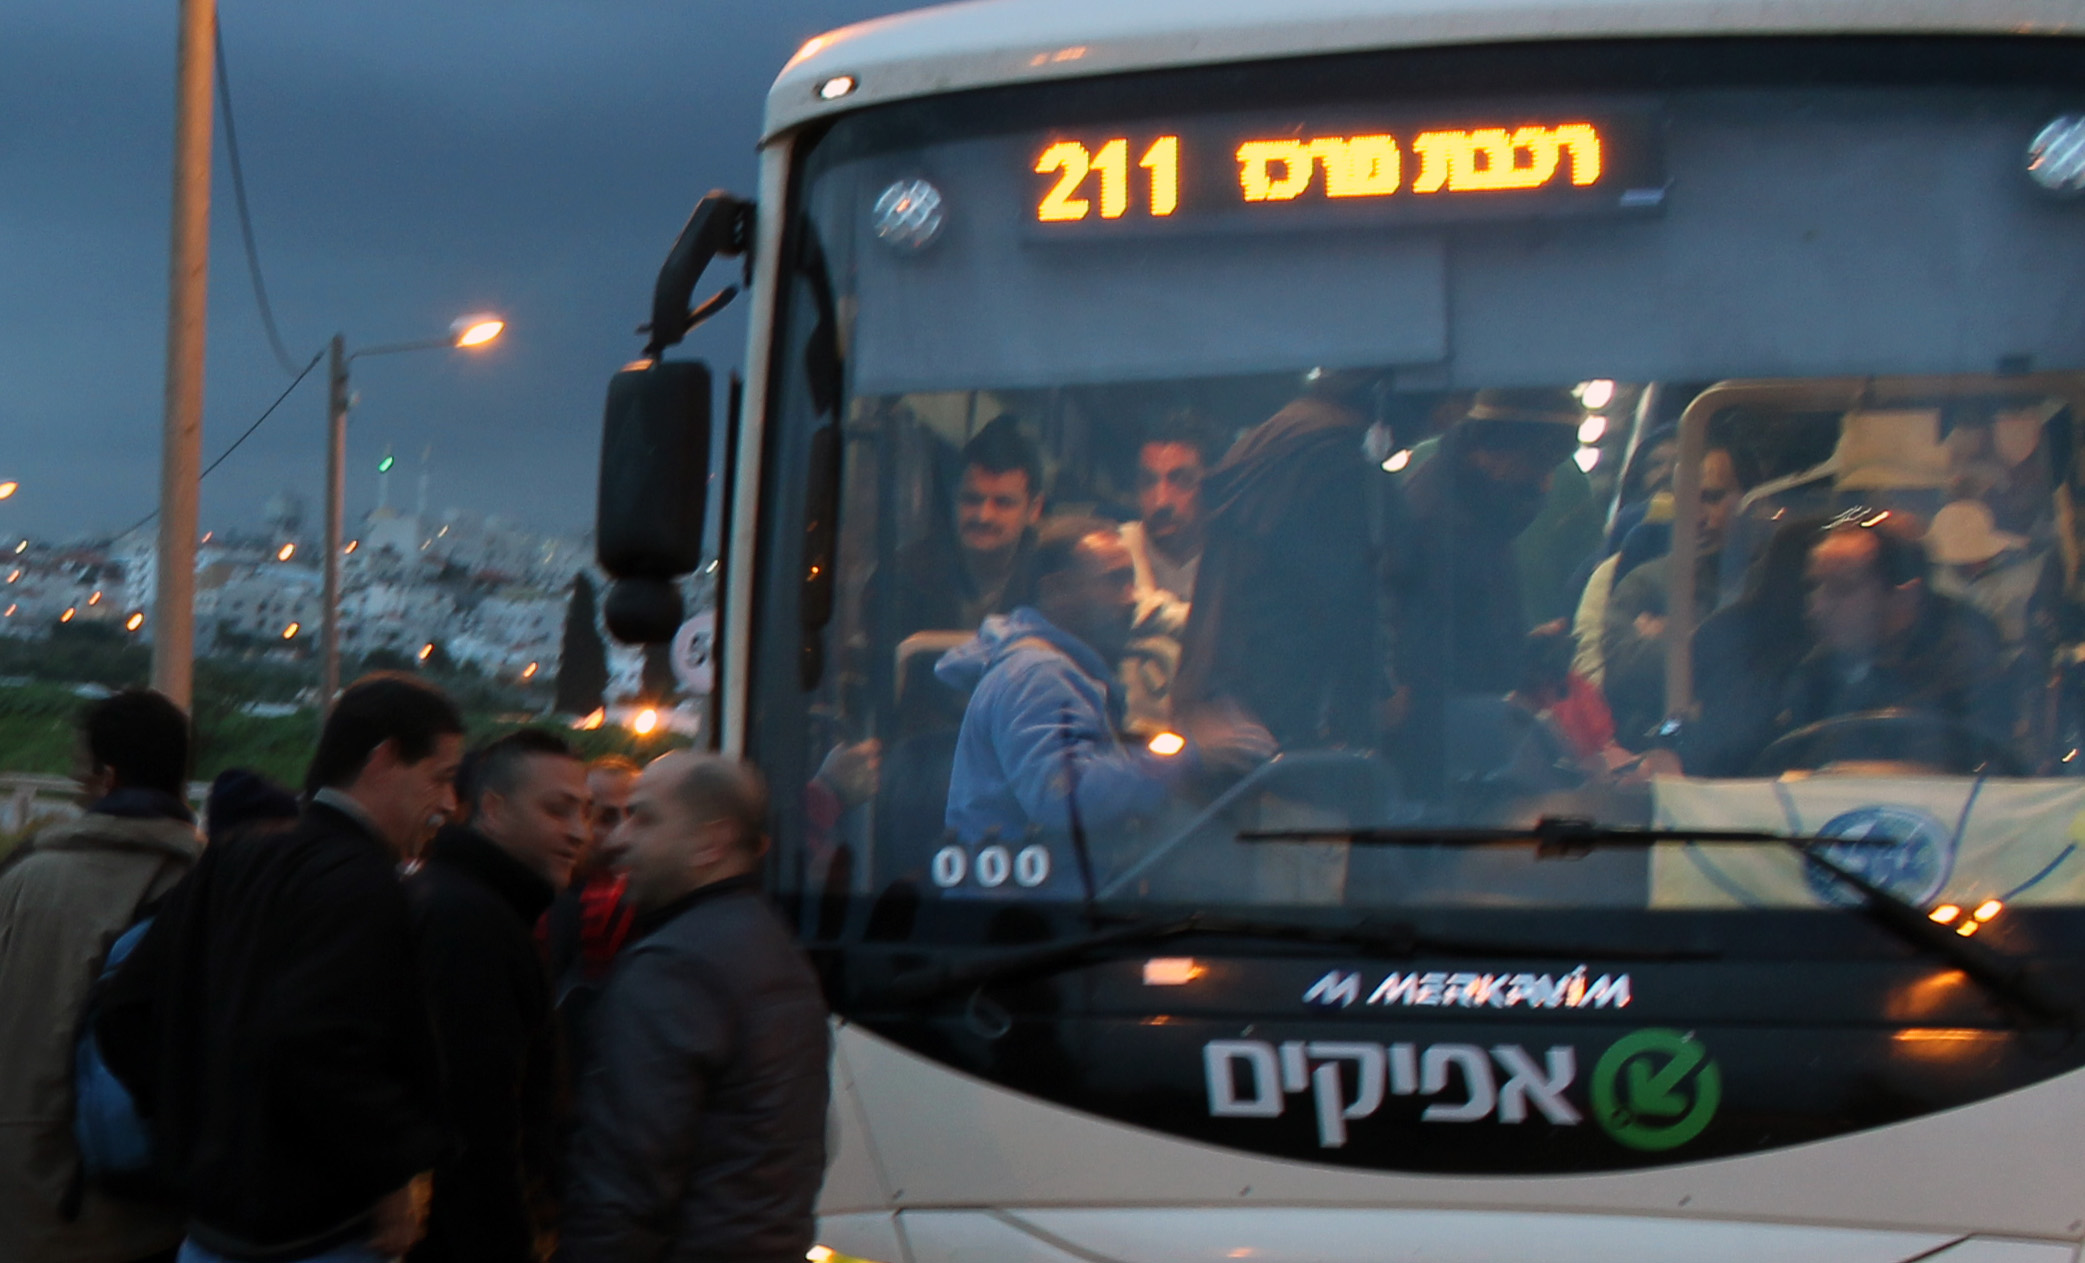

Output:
xmin=215 ymin=21 xmax=304 ymax=378
xmin=118 ymin=352 xmax=324 ymax=540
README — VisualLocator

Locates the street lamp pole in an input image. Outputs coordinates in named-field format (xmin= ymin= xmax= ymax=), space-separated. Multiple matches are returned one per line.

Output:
xmin=322 ymin=333 xmax=348 ymax=703
xmin=318 ymin=317 xmax=503 ymax=705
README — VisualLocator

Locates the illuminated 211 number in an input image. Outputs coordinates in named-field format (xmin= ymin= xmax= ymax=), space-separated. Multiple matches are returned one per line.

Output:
xmin=1035 ymin=136 xmax=1179 ymax=222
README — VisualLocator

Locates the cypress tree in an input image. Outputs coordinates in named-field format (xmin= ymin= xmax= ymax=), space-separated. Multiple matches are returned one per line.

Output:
xmin=555 ymin=572 xmax=609 ymax=715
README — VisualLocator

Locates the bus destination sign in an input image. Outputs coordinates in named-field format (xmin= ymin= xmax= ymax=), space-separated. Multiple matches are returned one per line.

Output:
xmin=1029 ymin=111 xmax=1664 ymax=233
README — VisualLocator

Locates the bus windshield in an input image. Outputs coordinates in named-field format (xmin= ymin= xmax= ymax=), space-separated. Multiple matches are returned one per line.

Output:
xmin=752 ymin=39 xmax=2085 ymax=923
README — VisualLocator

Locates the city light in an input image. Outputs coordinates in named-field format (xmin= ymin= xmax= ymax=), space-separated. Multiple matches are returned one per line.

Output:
xmin=1578 ymin=414 xmax=1608 ymax=445
xmin=5 ymin=571 xmax=17 ymax=583
xmin=453 ymin=315 xmax=505 ymax=348
xmin=125 ymin=612 xmax=144 ymax=632
xmin=282 ymin=622 xmax=300 ymax=639
xmin=60 ymin=608 xmax=75 ymax=623
xmin=631 ymin=708 xmax=660 ymax=736
xmin=14 ymin=540 xmax=25 ymax=554
xmin=1382 ymin=449 xmax=1413 ymax=473
xmin=1573 ymin=446 xmax=1602 ymax=472
xmin=1929 ymin=904 xmax=1962 ymax=924
xmin=277 ymin=543 xmax=296 ymax=561
xmin=377 ymin=454 xmax=396 ymax=474
xmin=578 ymin=708 xmax=606 ymax=731
xmin=344 ymin=540 xmax=359 ymax=555
xmin=520 ymin=662 xmax=539 ymax=680
xmin=87 ymin=591 xmax=102 ymax=606
xmin=0 ymin=482 xmax=17 ymax=500
xmin=3 ymin=605 xmax=14 ymax=618
xmin=1578 ymin=379 xmax=1616 ymax=409
xmin=418 ymin=642 xmax=436 ymax=662
xmin=1147 ymin=731 xmax=1187 ymax=757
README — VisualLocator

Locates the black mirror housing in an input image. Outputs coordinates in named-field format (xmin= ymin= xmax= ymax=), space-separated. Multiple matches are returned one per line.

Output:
xmin=604 ymin=576 xmax=686 ymax=646
xmin=597 ymin=357 xmax=711 ymax=641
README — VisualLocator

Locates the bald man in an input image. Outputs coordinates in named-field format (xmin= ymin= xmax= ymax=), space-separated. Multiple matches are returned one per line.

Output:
xmin=557 ymin=754 xmax=829 ymax=1263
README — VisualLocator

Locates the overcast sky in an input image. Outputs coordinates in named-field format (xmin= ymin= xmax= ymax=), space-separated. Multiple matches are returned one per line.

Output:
xmin=0 ymin=0 xmax=900 ymax=542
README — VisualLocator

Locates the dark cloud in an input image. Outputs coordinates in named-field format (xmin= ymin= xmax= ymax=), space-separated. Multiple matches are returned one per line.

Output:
xmin=0 ymin=0 xmax=894 ymax=540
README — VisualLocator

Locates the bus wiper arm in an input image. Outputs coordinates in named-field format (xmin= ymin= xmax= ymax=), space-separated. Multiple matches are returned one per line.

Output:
xmin=872 ymin=910 xmax=1711 ymax=1007
xmin=1241 ymin=818 xmax=2073 ymax=1027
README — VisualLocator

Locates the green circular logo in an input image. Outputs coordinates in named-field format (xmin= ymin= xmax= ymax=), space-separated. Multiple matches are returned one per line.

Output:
xmin=1590 ymin=1028 xmax=1722 ymax=1151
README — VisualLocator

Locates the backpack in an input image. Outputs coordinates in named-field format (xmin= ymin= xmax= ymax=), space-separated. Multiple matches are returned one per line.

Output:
xmin=72 ymin=916 xmax=155 ymax=1184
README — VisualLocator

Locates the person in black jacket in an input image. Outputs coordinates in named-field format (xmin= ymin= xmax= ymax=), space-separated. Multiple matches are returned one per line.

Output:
xmin=408 ymin=729 xmax=588 ymax=1263
xmin=97 ymin=674 xmax=466 ymax=1263
xmin=557 ymin=753 xmax=830 ymax=1263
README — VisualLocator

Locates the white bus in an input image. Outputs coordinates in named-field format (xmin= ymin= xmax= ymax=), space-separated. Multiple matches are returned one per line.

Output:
xmin=594 ymin=2 xmax=2085 ymax=1259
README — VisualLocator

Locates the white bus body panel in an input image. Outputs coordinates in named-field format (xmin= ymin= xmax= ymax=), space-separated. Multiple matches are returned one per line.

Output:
xmin=819 ymin=1022 xmax=2085 ymax=1256
xmin=766 ymin=0 xmax=2085 ymax=140
xmin=881 ymin=1207 xmax=2072 ymax=1263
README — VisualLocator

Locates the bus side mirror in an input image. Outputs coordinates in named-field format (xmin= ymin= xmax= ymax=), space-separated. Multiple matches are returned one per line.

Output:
xmin=597 ymin=357 xmax=711 ymax=644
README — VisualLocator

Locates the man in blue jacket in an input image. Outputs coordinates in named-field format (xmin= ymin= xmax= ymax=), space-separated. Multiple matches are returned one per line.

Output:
xmin=936 ymin=517 xmax=1273 ymax=898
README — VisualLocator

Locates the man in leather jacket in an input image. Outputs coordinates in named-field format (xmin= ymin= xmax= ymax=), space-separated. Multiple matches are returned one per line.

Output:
xmin=557 ymin=754 xmax=829 ymax=1263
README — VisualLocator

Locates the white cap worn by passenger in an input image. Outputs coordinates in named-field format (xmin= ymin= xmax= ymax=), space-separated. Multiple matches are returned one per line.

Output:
xmin=1926 ymin=499 xmax=2026 ymax=567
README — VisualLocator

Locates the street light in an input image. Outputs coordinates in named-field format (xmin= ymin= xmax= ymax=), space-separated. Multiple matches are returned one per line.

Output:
xmin=322 ymin=315 xmax=505 ymax=702
xmin=454 ymin=315 xmax=504 ymax=347
xmin=0 ymin=482 xmax=17 ymax=500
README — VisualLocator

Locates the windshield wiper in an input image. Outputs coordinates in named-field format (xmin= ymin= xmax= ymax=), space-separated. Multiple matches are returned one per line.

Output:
xmin=1239 ymin=818 xmax=2073 ymax=1027
xmin=871 ymin=909 xmax=1712 ymax=1007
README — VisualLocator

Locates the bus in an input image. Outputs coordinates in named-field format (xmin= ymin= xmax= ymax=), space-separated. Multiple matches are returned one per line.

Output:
xmin=593 ymin=1 xmax=2085 ymax=1259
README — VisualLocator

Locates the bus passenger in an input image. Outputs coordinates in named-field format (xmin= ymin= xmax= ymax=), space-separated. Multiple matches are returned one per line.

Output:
xmin=935 ymin=518 xmax=1271 ymax=892
xmin=1395 ymin=390 xmax=1582 ymax=696
xmin=1683 ymin=514 xmax=1824 ymax=776
xmin=1173 ymin=381 xmax=1382 ymax=751
xmin=1119 ymin=410 xmax=1223 ymax=734
xmin=1599 ymin=447 xmax=1745 ymax=747
xmin=1122 ymin=410 xmax=1221 ymax=626
xmin=873 ymin=414 xmax=1043 ymax=642
xmin=1927 ymin=499 xmax=2061 ymax=713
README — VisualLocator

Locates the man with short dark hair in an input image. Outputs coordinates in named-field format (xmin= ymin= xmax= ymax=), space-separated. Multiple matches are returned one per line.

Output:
xmin=409 ymin=730 xmax=587 ymax=1263
xmin=1123 ymin=410 xmax=1220 ymax=615
xmin=98 ymin=673 xmax=465 ymax=1263
xmin=1119 ymin=411 xmax=1222 ymax=733
xmin=558 ymin=753 xmax=830 ymax=1263
xmin=0 ymin=690 xmax=199 ymax=1263
xmin=935 ymin=518 xmax=1272 ymax=895
xmin=879 ymin=415 xmax=1045 ymax=641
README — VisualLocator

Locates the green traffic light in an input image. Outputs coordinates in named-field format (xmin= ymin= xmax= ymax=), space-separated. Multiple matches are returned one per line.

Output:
xmin=377 ymin=455 xmax=395 ymax=473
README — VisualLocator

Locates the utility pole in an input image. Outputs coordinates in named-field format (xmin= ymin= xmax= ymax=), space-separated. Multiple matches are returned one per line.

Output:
xmin=151 ymin=0 xmax=216 ymax=709
xmin=322 ymin=333 xmax=348 ymax=704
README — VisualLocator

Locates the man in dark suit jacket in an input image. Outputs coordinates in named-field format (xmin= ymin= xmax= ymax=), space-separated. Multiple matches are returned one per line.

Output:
xmin=409 ymin=729 xmax=589 ymax=1263
xmin=99 ymin=674 xmax=466 ymax=1263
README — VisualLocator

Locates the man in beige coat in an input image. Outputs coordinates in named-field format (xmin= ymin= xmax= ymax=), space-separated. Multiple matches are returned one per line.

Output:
xmin=0 ymin=689 xmax=201 ymax=1263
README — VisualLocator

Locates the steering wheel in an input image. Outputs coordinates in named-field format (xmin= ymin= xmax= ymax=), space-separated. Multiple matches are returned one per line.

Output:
xmin=1749 ymin=707 xmax=2025 ymax=777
